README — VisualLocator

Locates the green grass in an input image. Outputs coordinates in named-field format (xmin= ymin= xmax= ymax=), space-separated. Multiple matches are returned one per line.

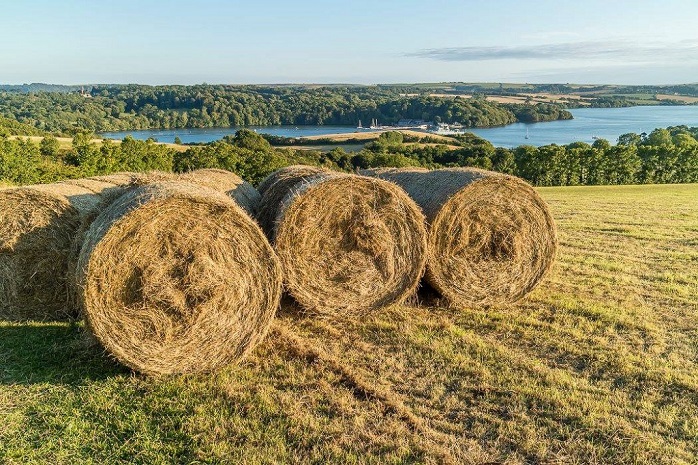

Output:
xmin=2 ymin=184 xmax=698 ymax=464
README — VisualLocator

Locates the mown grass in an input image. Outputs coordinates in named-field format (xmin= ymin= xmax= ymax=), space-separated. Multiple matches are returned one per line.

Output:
xmin=1 ymin=184 xmax=697 ymax=464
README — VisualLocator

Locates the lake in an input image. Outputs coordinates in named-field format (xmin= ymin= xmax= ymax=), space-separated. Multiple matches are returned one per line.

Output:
xmin=101 ymin=105 xmax=698 ymax=148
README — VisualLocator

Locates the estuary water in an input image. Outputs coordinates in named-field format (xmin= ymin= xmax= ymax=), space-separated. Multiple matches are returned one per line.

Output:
xmin=101 ymin=105 xmax=698 ymax=148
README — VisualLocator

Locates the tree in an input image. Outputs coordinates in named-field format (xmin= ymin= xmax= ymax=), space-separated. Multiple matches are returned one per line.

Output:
xmin=491 ymin=147 xmax=515 ymax=174
xmin=617 ymin=132 xmax=642 ymax=146
xmin=40 ymin=135 xmax=60 ymax=157
xmin=377 ymin=131 xmax=404 ymax=145
xmin=228 ymin=129 xmax=273 ymax=151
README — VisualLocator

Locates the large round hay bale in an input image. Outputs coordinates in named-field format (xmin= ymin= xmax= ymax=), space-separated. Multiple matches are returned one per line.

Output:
xmin=362 ymin=167 xmax=557 ymax=306
xmin=76 ymin=181 xmax=281 ymax=375
xmin=0 ymin=182 xmax=125 ymax=320
xmin=180 ymin=168 xmax=260 ymax=215
xmin=258 ymin=167 xmax=427 ymax=315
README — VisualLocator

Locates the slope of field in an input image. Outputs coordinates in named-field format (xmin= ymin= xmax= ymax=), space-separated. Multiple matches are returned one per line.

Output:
xmin=1 ymin=184 xmax=697 ymax=464
xmin=7 ymin=135 xmax=190 ymax=152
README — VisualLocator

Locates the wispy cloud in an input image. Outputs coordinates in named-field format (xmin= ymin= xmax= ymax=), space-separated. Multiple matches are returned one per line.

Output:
xmin=408 ymin=40 xmax=698 ymax=63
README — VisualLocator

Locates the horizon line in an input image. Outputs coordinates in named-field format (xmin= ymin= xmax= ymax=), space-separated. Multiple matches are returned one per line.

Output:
xmin=2 ymin=81 xmax=698 ymax=88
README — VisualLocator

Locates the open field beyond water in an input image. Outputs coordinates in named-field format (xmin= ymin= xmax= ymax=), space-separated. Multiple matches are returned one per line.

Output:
xmin=1 ymin=184 xmax=697 ymax=464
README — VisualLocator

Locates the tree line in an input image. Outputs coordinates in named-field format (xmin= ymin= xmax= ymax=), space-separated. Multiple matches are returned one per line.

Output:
xmin=1 ymin=126 xmax=696 ymax=187
xmin=350 ymin=126 xmax=698 ymax=185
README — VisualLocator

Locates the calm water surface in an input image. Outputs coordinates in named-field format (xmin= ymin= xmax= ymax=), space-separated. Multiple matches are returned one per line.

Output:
xmin=101 ymin=105 xmax=698 ymax=148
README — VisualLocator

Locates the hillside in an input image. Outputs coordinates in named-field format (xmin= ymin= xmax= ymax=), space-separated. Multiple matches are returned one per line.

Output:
xmin=0 ymin=117 xmax=47 ymax=137
xmin=1 ymin=183 xmax=696 ymax=464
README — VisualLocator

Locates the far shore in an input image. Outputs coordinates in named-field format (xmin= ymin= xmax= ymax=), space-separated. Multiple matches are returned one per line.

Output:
xmin=300 ymin=129 xmax=457 ymax=143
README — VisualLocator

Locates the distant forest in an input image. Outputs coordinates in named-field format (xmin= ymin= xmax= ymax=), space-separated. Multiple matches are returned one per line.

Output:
xmin=3 ymin=82 xmax=696 ymax=135
xmin=0 ymin=84 xmax=574 ymax=133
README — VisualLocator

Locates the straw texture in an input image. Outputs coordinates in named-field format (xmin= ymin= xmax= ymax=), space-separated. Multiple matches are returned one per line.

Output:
xmin=76 ymin=181 xmax=282 ymax=375
xmin=362 ymin=167 xmax=557 ymax=306
xmin=258 ymin=166 xmax=427 ymax=316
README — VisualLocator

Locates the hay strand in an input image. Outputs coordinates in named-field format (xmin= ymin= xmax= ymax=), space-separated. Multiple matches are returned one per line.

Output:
xmin=258 ymin=167 xmax=427 ymax=316
xmin=362 ymin=167 xmax=557 ymax=306
xmin=76 ymin=181 xmax=282 ymax=375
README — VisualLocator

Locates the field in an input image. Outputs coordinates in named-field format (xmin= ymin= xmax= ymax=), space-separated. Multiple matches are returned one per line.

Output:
xmin=7 ymin=136 xmax=189 ymax=152
xmin=656 ymin=94 xmax=698 ymax=104
xmin=422 ymin=84 xmax=698 ymax=107
xmin=1 ymin=184 xmax=697 ymax=464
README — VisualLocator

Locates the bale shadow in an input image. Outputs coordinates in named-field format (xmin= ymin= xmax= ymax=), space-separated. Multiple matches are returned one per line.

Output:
xmin=0 ymin=322 xmax=128 ymax=385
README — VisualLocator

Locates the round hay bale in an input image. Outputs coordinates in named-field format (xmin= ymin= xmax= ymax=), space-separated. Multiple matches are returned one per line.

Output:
xmin=180 ymin=168 xmax=260 ymax=215
xmin=258 ymin=167 xmax=427 ymax=315
xmin=362 ymin=167 xmax=557 ymax=306
xmin=76 ymin=181 xmax=282 ymax=375
xmin=88 ymin=172 xmax=140 ymax=185
xmin=0 ymin=182 xmax=124 ymax=321
xmin=256 ymin=165 xmax=327 ymax=234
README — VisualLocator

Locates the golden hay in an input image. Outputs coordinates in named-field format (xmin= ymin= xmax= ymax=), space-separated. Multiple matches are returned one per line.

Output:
xmin=179 ymin=168 xmax=261 ymax=215
xmin=0 ymin=172 xmax=176 ymax=321
xmin=362 ymin=167 xmax=557 ymax=306
xmin=89 ymin=172 xmax=140 ymax=185
xmin=257 ymin=166 xmax=427 ymax=315
xmin=256 ymin=165 xmax=327 ymax=234
xmin=0 ymin=182 xmax=131 ymax=321
xmin=76 ymin=181 xmax=282 ymax=375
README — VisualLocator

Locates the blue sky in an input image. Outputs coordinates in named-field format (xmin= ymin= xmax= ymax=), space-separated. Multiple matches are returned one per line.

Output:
xmin=1 ymin=0 xmax=697 ymax=85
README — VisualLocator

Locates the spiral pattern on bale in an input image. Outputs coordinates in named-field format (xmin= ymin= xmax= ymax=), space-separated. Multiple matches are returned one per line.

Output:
xmin=362 ymin=167 xmax=557 ymax=307
xmin=257 ymin=166 xmax=427 ymax=316
xmin=76 ymin=181 xmax=281 ymax=376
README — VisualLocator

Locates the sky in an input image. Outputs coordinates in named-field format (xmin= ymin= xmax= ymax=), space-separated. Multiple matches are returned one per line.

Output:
xmin=1 ymin=0 xmax=697 ymax=85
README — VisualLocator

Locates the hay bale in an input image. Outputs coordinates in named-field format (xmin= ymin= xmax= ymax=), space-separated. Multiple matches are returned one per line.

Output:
xmin=0 ymin=172 xmax=167 ymax=321
xmin=180 ymin=168 xmax=260 ymax=215
xmin=0 ymin=182 xmax=125 ymax=320
xmin=362 ymin=167 xmax=557 ymax=306
xmin=76 ymin=181 xmax=282 ymax=375
xmin=258 ymin=167 xmax=427 ymax=315
xmin=89 ymin=172 xmax=140 ymax=185
xmin=65 ymin=172 xmax=178 ymax=304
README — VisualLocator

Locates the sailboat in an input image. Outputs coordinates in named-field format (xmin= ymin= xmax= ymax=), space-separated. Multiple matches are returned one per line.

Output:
xmin=525 ymin=128 xmax=530 ymax=140
xmin=357 ymin=119 xmax=363 ymax=129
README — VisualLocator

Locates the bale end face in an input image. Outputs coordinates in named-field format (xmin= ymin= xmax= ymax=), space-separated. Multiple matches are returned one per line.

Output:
xmin=272 ymin=173 xmax=428 ymax=316
xmin=77 ymin=181 xmax=282 ymax=375
xmin=428 ymin=175 xmax=557 ymax=306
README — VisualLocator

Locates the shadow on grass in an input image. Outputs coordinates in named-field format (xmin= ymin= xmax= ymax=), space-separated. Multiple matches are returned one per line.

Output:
xmin=0 ymin=322 xmax=128 ymax=385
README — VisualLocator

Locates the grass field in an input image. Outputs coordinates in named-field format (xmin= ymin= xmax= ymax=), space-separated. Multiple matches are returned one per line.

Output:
xmin=7 ymin=136 xmax=190 ymax=152
xmin=1 ymin=184 xmax=697 ymax=464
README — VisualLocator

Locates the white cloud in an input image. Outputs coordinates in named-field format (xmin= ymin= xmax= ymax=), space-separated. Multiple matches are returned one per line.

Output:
xmin=408 ymin=40 xmax=698 ymax=64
